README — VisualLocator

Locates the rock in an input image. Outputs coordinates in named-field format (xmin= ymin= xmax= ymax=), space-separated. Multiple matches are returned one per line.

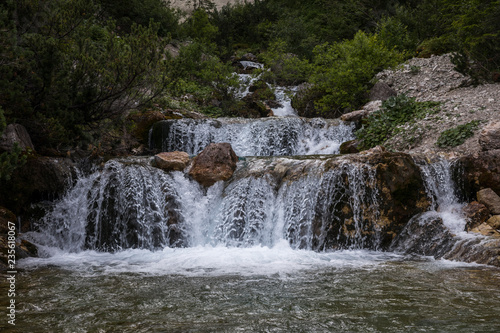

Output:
xmin=127 ymin=110 xmax=166 ymax=144
xmin=477 ymin=188 xmax=500 ymax=215
xmin=15 ymin=239 xmax=38 ymax=259
xmin=0 ymin=207 xmax=16 ymax=234
xmin=369 ymin=82 xmax=397 ymax=101
xmin=154 ymin=151 xmax=190 ymax=171
xmin=189 ymin=143 xmax=238 ymax=187
xmin=0 ymin=156 xmax=75 ymax=214
xmin=339 ymin=140 xmax=360 ymax=154
xmin=462 ymin=201 xmax=490 ymax=231
xmin=0 ymin=124 xmax=35 ymax=152
xmin=471 ymin=223 xmax=500 ymax=237
xmin=390 ymin=213 xmax=456 ymax=258
xmin=362 ymin=100 xmax=382 ymax=113
xmin=340 ymin=110 xmax=368 ymax=122
xmin=487 ymin=215 xmax=500 ymax=230
xmin=459 ymin=149 xmax=500 ymax=195
xmin=479 ymin=120 xmax=500 ymax=151
xmin=241 ymin=53 xmax=258 ymax=62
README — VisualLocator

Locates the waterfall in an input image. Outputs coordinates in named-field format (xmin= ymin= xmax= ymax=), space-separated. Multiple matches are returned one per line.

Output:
xmin=34 ymin=156 xmax=384 ymax=252
xmin=413 ymin=157 xmax=467 ymax=235
xmin=390 ymin=157 xmax=471 ymax=257
xmin=149 ymin=117 xmax=354 ymax=156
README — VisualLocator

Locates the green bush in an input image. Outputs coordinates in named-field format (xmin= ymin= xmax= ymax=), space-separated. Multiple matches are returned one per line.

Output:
xmin=259 ymin=39 xmax=312 ymax=85
xmin=356 ymin=94 xmax=441 ymax=149
xmin=309 ymin=31 xmax=404 ymax=116
xmin=436 ymin=120 xmax=481 ymax=148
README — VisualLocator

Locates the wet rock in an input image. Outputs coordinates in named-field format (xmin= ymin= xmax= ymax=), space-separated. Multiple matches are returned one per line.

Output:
xmin=459 ymin=149 xmax=500 ymax=195
xmin=189 ymin=143 xmax=238 ymax=187
xmin=471 ymin=223 xmax=500 ymax=237
xmin=154 ymin=151 xmax=190 ymax=171
xmin=0 ymin=124 xmax=35 ymax=152
xmin=0 ymin=207 xmax=16 ymax=234
xmin=462 ymin=201 xmax=490 ymax=231
xmin=369 ymin=81 xmax=397 ymax=101
xmin=479 ymin=120 xmax=500 ymax=151
xmin=339 ymin=140 xmax=360 ymax=154
xmin=487 ymin=215 xmax=500 ymax=230
xmin=443 ymin=236 xmax=500 ymax=267
xmin=477 ymin=188 xmax=500 ymax=215
xmin=127 ymin=110 xmax=166 ymax=144
xmin=389 ymin=213 xmax=456 ymax=258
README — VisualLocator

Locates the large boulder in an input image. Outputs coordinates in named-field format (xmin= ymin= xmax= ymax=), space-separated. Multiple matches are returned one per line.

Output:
xmin=339 ymin=140 xmax=360 ymax=154
xmin=369 ymin=81 xmax=397 ymax=101
xmin=459 ymin=149 xmax=500 ymax=195
xmin=462 ymin=201 xmax=490 ymax=231
xmin=189 ymin=143 xmax=238 ymax=187
xmin=477 ymin=188 xmax=500 ymax=215
xmin=0 ymin=124 xmax=35 ymax=152
xmin=154 ymin=151 xmax=190 ymax=171
xmin=479 ymin=120 xmax=500 ymax=151
xmin=0 ymin=156 xmax=75 ymax=214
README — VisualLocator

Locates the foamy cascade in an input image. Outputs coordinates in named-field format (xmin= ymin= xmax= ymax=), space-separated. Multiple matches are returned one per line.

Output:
xmin=149 ymin=117 xmax=354 ymax=156
xmin=34 ymin=157 xmax=381 ymax=252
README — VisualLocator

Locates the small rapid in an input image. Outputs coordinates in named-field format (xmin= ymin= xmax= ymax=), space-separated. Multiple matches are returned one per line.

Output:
xmin=149 ymin=117 xmax=354 ymax=156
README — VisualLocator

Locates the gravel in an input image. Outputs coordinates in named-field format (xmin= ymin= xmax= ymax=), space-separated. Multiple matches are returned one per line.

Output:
xmin=375 ymin=54 xmax=500 ymax=157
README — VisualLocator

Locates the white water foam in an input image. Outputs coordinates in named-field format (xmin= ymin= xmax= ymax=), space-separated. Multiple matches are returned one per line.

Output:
xmin=271 ymin=86 xmax=298 ymax=117
xmin=19 ymin=240 xmax=401 ymax=277
xmin=417 ymin=157 xmax=468 ymax=236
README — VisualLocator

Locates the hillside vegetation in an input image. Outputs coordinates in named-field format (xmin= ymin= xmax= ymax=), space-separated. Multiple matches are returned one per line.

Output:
xmin=1 ymin=0 xmax=499 ymax=176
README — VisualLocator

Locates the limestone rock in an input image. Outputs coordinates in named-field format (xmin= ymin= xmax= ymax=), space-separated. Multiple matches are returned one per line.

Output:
xmin=462 ymin=201 xmax=490 ymax=231
xmin=340 ymin=110 xmax=368 ymax=122
xmin=460 ymin=149 xmax=500 ymax=195
xmin=339 ymin=140 xmax=360 ymax=154
xmin=477 ymin=188 xmax=500 ymax=215
xmin=471 ymin=223 xmax=500 ymax=237
xmin=154 ymin=151 xmax=190 ymax=171
xmin=487 ymin=215 xmax=500 ymax=230
xmin=479 ymin=120 xmax=500 ymax=151
xmin=362 ymin=100 xmax=382 ymax=113
xmin=189 ymin=143 xmax=238 ymax=187
xmin=369 ymin=81 xmax=397 ymax=101
xmin=0 ymin=124 xmax=35 ymax=152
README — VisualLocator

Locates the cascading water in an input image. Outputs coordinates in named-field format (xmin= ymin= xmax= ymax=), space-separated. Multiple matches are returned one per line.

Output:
xmin=413 ymin=157 xmax=467 ymax=235
xmin=149 ymin=117 xmax=354 ymax=156
xmin=18 ymin=150 xmax=500 ymax=333
xmin=32 ymin=157 xmax=384 ymax=253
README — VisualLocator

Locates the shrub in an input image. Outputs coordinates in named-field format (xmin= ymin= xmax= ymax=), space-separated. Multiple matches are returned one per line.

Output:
xmin=436 ymin=120 xmax=481 ymax=148
xmin=356 ymin=94 xmax=440 ymax=149
xmin=259 ymin=39 xmax=312 ymax=86
xmin=309 ymin=31 xmax=404 ymax=116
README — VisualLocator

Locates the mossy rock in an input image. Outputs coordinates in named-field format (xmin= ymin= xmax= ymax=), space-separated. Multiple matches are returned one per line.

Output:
xmin=127 ymin=110 xmax=167 ymax=144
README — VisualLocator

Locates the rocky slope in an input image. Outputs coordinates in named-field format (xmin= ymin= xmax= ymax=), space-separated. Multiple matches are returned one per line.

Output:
xmin=374 ymin=54 xmax=500 ymax=156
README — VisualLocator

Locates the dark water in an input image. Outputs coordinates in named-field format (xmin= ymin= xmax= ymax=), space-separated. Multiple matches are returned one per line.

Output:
xmin=2 ymin=250 xmax=500 ymax=333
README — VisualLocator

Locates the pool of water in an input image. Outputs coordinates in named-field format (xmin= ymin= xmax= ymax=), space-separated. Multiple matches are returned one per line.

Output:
xmin=2 ymin=245 xmax=500 ymax=332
